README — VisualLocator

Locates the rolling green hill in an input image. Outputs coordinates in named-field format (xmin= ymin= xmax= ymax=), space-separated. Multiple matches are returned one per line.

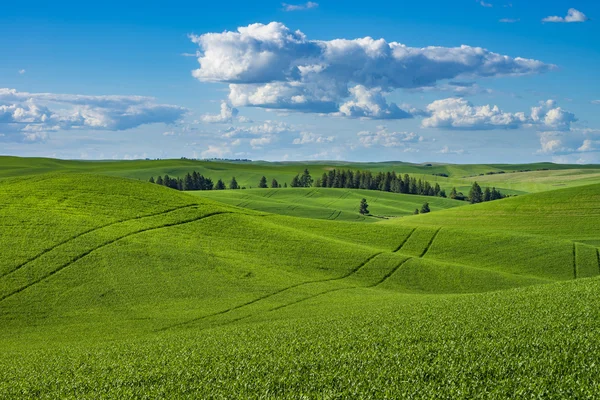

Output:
xmin=1 ymin=168 xmax=599 ymax=397
xmin=192 ymin=187 xmax=464 ymax=221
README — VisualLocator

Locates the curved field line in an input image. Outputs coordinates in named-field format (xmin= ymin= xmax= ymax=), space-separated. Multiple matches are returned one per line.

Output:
xmin=325 ymin=210 xmax=337 ymax=220
xmin=323 ymin=190 xmax=349 ymax=208
xmin=265 ymin=190 xmax=278 ymax=199
xmin=597 ymin=249 xmax=600 ymax=275
xmin=0 ymin=211 xmax=231 ymax=304
xmin=0 ymin=204 xmax=199 ymax=280
xmin=420 ymin=228 xmax=442 ymax=258
xmin=269 ymin=287 xmax=350 ymax=312
xmin=370 ymin=257 xmax=413 ymax=288
xmin=270 ymin=256 xmax=415 ymax=312
xmin=158 ymin=252 xmax=384 ymax=332
xmin=393 ymin=228 xmax=416 ymax=253
xmin=330 ymin=210 xmax=342 ymax=220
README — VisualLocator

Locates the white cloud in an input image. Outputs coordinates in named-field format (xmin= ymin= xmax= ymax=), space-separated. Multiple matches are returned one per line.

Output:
xmin=592 ymin=100 xmax=600 ymax=105
xmin=220 ymin=120 xmax=297 ymax=150
xmin=358 ymin=126 xmax=423 ymax=148
xmin=499 ymin=18 xmax=519 ymax=23
xmin=422 ymin=98 xmax=576 ymax=131
xmin=530 ymin=100 xmax=576 ymax=131
xmin=190 ymin=22 xmax=553 ymax=118
xmin=422 ymin=98 xmax=527 ymax=130
xmin=437 ymin=146 xmax=466 ymax=155
xmin=0 ymin=88 xmax=187 ymax=142
xmin=336 ymin=85 xmax=413 ymax=119
xmin=479 ymin=1 xmax=493 ymax=7
xmin=282 ymin=2 xmax=318 ymax=11
xmin=199 ymin=101 xmax=251 ymax=123
xmin=201 ymin=144 xmax=231 ymax=158
xmin=543 ymin=8 xmax=589 ymax=23
xmin=292 ymin=131 xmax=334 ymax=145
xmin=18 ymin=69 xmax=26 ymax=75
xmin=538 ymin=129 xmax=600 ymax=155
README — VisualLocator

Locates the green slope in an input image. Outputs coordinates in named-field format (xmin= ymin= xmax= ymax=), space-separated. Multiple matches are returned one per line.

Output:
xmin=388 ymin=182 xmax=600 ymax=242
xmin=192 ymin=187 xmax=465 ymax=221
xmin=1 ymin=173 xmax=599 ymax=397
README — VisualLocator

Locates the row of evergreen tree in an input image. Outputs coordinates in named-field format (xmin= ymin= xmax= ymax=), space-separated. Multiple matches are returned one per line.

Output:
xmin=149 ymin=172 xmax=215 ymax=191
xmin=314 ymin=169 xmax=446 ymax=198
xmin=149 ymin=169 xmax=506 ymax=204
xmin=149 ymin=172 xmax=240 ymax=191
xmin=462 ymin=182 xmax=505 ymax=204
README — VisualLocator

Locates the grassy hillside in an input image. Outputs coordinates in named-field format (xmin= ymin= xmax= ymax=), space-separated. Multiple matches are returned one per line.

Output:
xmin=193 ymin=187 xmax=464 ymax=221
xmin=388 ymin=182 xmax=600 ymax=243
xmin=1 ymin=171 xmax=599 ymax=397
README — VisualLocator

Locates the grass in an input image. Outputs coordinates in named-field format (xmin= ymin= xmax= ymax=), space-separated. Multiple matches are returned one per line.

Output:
xmin=389 ymin=182 xmax=600 ymax=240
xmin=192 ymin=187 xmax=464 ymax=220
xmin=1 ymin=167 xmax=600 ymax=398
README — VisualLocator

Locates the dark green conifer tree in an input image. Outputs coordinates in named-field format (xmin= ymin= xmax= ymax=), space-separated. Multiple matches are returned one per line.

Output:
xmin=359 ymin=198 xmax=369 ymax=215
xmin=258 ymin=176 xmax=268 ymax=188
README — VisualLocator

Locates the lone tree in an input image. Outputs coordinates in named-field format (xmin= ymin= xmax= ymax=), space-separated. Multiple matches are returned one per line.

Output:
xmin=469 ymin=182 xmax=483 ymax=204
xmin=215 ymin=179 xmax=226 ymax=190
xmin=149 ymin=176 xmax=155 ymax=183
xmin=229 ymin=177 xmax=239 ymax=190
xmin=413 ymin=208 xmax=420 ymax=215
xmin=258 ymin=176 xmax=268 ymax=188
xmin=359 ymin=198 xmax=369 ymax=215
xmin=271 ymin=178 xmax=279 ymax=188
xmin=420 ymin=202 xmax=431 ymax=214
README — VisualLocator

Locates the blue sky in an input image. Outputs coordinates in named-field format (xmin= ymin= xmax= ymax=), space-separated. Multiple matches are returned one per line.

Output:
xmin=1 ymin=0 xmax=599 ymax=163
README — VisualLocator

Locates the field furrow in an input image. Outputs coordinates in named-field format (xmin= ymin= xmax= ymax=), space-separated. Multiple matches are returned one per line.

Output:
xmin=0 ymin=210 xmax=231 ymax=303
xmin=0 ymin=204 xmax=199 ymax=280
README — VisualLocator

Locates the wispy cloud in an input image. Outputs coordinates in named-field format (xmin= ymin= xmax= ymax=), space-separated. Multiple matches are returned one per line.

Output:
xmin=282 ymin=2 xmax=318 ymax=11
xmin=18 ymin=69 xmax=26 ymax=75
xmin=543 ymin=8 xmax=589 ymax=23
xmin=0 ymin=88 xmax=187 ymax=143
xmin=478 ymin=1 xmax=493 ymax=8
xmin=499 ymin=18 xmax=520 ymax=23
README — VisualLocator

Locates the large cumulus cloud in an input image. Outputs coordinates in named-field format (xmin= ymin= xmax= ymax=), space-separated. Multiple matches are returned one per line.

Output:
xmin=190 ymin=22 xmax=554 ymax=118
xmin=0 ymin=88 xmax=187 ymax=142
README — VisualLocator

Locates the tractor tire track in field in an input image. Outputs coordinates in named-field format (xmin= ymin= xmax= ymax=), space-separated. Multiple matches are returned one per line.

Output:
xmin=271 ymin=256 xmax=414 ymax=312
xmin=265 ymin=190 xmax=278 ymax=199
xmin=330 ymin=210 xmax=342 ymax=220
xmin=325 ymin=210 xmax=337 ymax=220
xmin=268 ymin=287 xmax=350 ymax=312
xmin=393 ymin=228 xmax=416 ymax=253
xmin=0 ymin=204 xmax=199 ymax=280
xmin=158 ymin=252 xmax=384 ymax=332
xmin=420 ymin=228 xmax=442 ymax=258
xmin=370 ymin=258 xmax=413 ymax=288
xmin=323 ymin=190 xmax=349 ymax=208
xmin=0 ymin=211 xmax=231 ymax=304
xmin=597 ymin=249 xmax=600 ymax=275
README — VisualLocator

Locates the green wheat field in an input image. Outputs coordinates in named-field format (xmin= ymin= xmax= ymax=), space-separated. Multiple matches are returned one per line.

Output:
xmin=1 ymin=156 xmax=600 ymax=398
